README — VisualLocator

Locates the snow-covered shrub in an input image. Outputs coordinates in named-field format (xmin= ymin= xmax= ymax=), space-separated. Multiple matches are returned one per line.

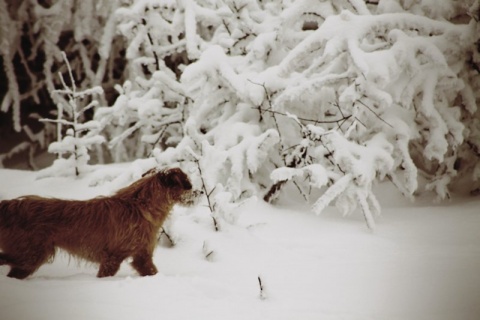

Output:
xmin=271 ymin=2 xmax=479 ymax=224
xmin=141 ymin=0 xmax=479 ymax=228
xmin=38 ymin=52 xmax=105 ymax=178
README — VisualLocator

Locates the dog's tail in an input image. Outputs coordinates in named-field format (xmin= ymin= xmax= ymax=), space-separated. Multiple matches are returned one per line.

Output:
xmin=0 ymin=200 xmax=5 ymax=223
xmin=0 ymin=198 xmax=8 ymax=221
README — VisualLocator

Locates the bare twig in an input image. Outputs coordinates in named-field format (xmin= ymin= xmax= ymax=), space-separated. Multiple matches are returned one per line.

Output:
xmin=158 ymin=227 xmax=175 ymax=246
xmin=203 ymin=241 xmax=215 ymax=261
xmin=142 ymin=18 xmax=160 ymax=71
xmin=263 ymin=180 xmax=286 ymax=203
xmin=193 ymin=157 xmax=219 ymax=231
xmin=254 ymin=106 xmax=352 ymax=125
xmin=258 ymin=276 xmax=267 ymax=300
xmin=148 ymin=120 xmax=182 ymax=157
xmin=356 ymin=98 xmax=393 ymax=128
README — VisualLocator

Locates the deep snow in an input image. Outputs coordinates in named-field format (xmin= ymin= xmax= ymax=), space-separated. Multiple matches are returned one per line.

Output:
xmin=0 ymin=167 xmax=479 ymax=320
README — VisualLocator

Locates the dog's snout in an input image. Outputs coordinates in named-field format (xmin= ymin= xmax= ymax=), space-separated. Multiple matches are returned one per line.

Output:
xmin=190 ymin=189 xmax=203 ymax=196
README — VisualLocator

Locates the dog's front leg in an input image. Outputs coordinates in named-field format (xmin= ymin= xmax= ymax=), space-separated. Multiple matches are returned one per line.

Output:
xmin=131 ymin=251 xmax=158 ymax=277
xmin=97 ymin=254 xmax=126 ymax=278
xmin=0 ymin=253 xmax=11 ymax=265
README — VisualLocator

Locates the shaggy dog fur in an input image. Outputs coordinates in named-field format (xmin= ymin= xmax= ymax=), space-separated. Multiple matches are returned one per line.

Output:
xmin=0 ymin=168 xmax=199 ymax=280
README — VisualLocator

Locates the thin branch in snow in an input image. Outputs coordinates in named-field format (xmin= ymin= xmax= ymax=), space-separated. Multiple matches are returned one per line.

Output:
xmin=61 ymin=51 xmax=77 ymax=93
xmin=222 ymin=19 xmax=231 ymax=35
xmin=203 ymin=241 xmax=215 ymax=261
xmin=247 ymin=80 xmax=284 ymax=141
xmin=158 ymin=227 xmax=175 ymax=247
xmin=293 ymin=180 xmax=309 ymax=201
xmin=141 ymin=18 xmax=160 ymax=71
xmin=331 ymin=102 xmax=351 ymax=132
xmin=318 ymin=137 xmax=346 ymax=174
xmin=254 ymin=107 xmax=352 ymax=125
xmin=258 ymin=276 xmax=267 ymax=300
xmin=264 ymin=180 xmax=286 ymax=203
xmin=357 ymin=191 xmax=376 ymax=231
xmin=148 ymin=120 xmax=182 ymax=157
xmin=193 ymin=156 xmax=219 ymax=231
xmin=356 ymin=98 xmax=393 ymax=128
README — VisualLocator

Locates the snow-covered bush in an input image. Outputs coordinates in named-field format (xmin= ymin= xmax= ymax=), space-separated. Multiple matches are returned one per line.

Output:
xmin=5 ymin=0 xmax=479 ymax=227
xmin=146 ymin=0 xmax=479 ymax=228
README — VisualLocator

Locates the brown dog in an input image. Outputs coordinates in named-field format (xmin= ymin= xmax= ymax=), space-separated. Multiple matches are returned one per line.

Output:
xmin=0 ymin=168 xmax=200 ymax=279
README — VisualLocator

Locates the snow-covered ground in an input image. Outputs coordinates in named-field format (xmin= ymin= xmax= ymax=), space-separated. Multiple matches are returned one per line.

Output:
xmin=1 ymin=167 xmax=479 ymax=320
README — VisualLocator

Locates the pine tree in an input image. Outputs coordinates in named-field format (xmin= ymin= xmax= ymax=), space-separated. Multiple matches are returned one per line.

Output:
xmin=38 ymin=52 xmax=104 ymax=178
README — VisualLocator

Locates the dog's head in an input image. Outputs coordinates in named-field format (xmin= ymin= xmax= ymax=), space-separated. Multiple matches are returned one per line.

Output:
xmin=158 ymin=168 xmax=202 ymax=206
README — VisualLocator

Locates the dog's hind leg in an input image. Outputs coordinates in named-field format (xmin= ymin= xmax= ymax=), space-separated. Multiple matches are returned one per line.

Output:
xmin=131 ymin=251 xmax=158 ymax=277
xmin=1 ymin=254 xmax=35 ymax=280
xmin=7 ymin=267 xmax=35 ymax=279
xmin=2 ymin=253 xmax=38 ymax=280
xmin=4 ymin=243 xmax=55 ymax=279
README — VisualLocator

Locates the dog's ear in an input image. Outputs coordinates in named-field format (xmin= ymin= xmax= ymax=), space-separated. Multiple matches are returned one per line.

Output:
xmin=161 ymin=168 xmax=192 ymax=190
xmin=142 ymin=168 xmax=158 ymax=177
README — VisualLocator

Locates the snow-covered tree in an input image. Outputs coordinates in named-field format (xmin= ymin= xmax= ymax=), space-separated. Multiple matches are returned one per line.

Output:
xmin=38 ymin=52 xmax=104 ymax=178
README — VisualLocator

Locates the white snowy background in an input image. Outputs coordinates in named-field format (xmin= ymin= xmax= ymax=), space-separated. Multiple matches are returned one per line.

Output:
xmin=1 ymin=166 xmax=480 ymax=320
xmin=1 ymin=0 xmax=480 ymax=319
